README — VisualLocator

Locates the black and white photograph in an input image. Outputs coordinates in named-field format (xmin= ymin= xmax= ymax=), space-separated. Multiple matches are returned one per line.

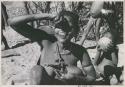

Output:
xmin=1 ymin=0 xmax=124 ymax=85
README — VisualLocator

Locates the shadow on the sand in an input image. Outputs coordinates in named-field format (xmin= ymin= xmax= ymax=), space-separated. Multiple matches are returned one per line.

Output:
xmin=11 ymin=40 xmax=32 ymax=49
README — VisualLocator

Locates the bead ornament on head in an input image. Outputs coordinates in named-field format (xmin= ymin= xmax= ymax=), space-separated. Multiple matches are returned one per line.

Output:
xmin=97 ymin=37 xmax=114 ymax=52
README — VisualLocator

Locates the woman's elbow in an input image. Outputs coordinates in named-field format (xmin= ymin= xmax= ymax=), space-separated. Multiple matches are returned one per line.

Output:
xmin=8 ymin=18 xmax=19 ymax=26
xmin=8 ymin=19 xmax=14 ymax=26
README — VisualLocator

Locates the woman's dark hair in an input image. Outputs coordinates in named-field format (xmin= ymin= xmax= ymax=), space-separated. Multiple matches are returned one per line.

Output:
xmin=54 ymin=10 xmax=80 ymax=38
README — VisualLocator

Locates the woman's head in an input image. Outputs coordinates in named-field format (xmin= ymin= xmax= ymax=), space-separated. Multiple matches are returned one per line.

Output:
xmin=54 ymin=10 xmax=80 ymax=43
xmin=97 ymin=37 xmax=114 ymax=52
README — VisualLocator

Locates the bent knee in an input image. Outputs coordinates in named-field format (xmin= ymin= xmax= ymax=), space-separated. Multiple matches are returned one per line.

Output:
xmin=31 ymin=65 xmax=44 ymax=72
xmin=30 ymin=65 xmax=45 ymax=78
xmin=30 ymin=65 xmax=45 ymax=84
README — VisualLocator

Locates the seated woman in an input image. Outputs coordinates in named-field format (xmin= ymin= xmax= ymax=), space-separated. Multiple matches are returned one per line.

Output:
xmin=93 ymin=22 xmax=123 ymax=84
xmin=6 ymin=1 xmax=96 ymax=85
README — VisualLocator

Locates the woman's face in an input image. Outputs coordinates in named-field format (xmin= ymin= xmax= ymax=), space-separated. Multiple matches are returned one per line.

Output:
xmin=54 ymin=12 xmax=79 ymax=43
xmin=54 ymin=28 xmax=71 ymax=43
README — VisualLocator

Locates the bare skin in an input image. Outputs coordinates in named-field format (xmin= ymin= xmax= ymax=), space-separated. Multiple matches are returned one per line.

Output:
xmin=94 ymin=32 xmax=118 ymax=74
xmin=6 ymin=2 xmax=96 ymax=85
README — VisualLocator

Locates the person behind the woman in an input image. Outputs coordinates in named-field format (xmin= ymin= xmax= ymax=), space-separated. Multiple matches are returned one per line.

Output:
xmin=77 ymin=1 xmax=121 ymax=84
xmin=93 ymin=22 xmax=122 ymax=84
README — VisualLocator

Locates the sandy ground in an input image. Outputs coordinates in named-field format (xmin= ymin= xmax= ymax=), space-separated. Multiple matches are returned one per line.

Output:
xmin=1 ymin=27 xmax=125 ymax=85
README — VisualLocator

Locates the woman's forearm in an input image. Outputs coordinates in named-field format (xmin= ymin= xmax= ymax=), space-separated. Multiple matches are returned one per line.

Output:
xmin=74 ymin=74 xmax=95 ymax=84
xmin=8 ymin=13 xmax=54 ymax=26
xmin=76 ymin=65 xmax=96 ymax=84
xmin=8 ymin=14 xmax=34 ymax=25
